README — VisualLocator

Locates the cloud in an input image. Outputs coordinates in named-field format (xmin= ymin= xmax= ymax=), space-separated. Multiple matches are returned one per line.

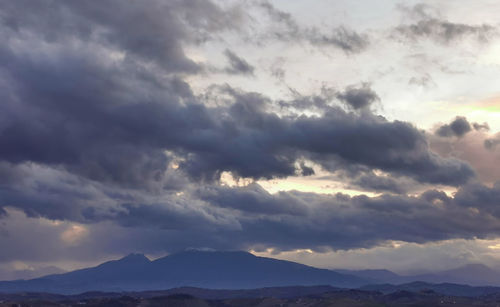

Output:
xmin=348 ymin=172 xmax=414 ymax=194
xmin=299 ymin=162 xmax=315 ymax=176
xmin=485 ymin=135 xmax=500 ymax=150
xmin=430 ymin=130 xmax=500 ymax=184
xmin=306 ymin=26 xmax=370 ymax=53
xmin=473 ymin=122 xmax=490 ymax=132
xmin=394 ymin=4 xmax=496 ymax=44
xmin=436 ymin=116 xmax=472 ymax=138
xmin=0 ymin=0 xmax=475 ymax=187
xmin=409 ymin=73 xmax=435 ymax=88
xmin=0 ymin=0 xmax=244 ymax=73
xmin=183 ymin=86 xmax=475 ymax=185
xmin=198 ymin=183 xmax=500 ymax=251
xmin=4 ymin=180 xmax=500 ymax=260
xmin=0 ymin=42 xmax=476 ymax=187
xmin=223 ymin=49 xmax=255 ymax=75
xmin=336 ymin=84 xmax=380 ymax=110
xmin=258 ymin=1 xmax=369 ymax=53
xmin=0 ymin=0 xmax=492 ymax=265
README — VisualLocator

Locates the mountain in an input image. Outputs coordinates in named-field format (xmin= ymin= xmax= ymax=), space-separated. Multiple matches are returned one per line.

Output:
xmin=0 ymin=250 xmax=369 ymax=294
xmin=336 ymin=264 xmax=500 ymax=286
xmin=334 ymin=268 xmax=407 ymax=284
xmin=0 ymin=266 xmax=65 ymax=281
xmin=411 ymin=263 xmax=500 ymax=286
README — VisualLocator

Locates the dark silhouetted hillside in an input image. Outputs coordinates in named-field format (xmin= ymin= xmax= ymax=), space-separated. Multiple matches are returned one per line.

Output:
xmin=0 ymin=251 xmax=368 ymax=294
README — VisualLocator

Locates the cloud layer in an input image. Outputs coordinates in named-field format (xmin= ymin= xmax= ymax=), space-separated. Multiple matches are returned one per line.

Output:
xmin=0 ymin=0 xmax=499 ymax=268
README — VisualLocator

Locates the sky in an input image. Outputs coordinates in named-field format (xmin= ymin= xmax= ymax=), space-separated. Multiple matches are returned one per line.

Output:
xmin=1 ymin=0 xmax=500 ymax=279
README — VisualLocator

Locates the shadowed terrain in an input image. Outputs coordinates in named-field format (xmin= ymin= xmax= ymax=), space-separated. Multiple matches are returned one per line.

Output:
xmin=0 ymin=251 xmax=368 ymax=294
xmin=3 ymin=287 xmax=500 ymax=307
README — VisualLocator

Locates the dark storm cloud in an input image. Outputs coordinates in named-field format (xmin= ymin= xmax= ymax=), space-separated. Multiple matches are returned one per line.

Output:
xmin=196 ymin=183 xmax=309 ymax=216
xmin=394 ymin=4 xmax=496 ymax=44
xmin=79 ymin=183 xmax=500 ymax=252
xmin=211 ymin=183 xmax=500 ymax=251
xmin=0 ymin=162 xmax=494 ymax=257
xmin=0 ymin=0 xmax=474 ymax=186
xmin=436 ymin=116 xmax=472 ymax=137
xmin=0 ymin=167 xmax=113 ymax=222
xmin=258 ymin=1 xmax=369 ymax=53
xmin=299 ymin=162 xmax=315 ymax=176
xmin=181 ymin=86 xmax=475 ymax=185
xmin=336 ymin=84 xmax=380 ymax=110
xmin=0 ymin=38 xmax=476 ymax=186
xmin=223 ymin=49 xmax=255 ymax=75
xmin=435 ymin=117 xmax=488 ymax=139
xmin=293 ymin=111 xmax=474 ymax=186
xmin=349 ymin=172 xmax=411 ymax=194
xmin=0 ymin=46 xmax=197 ymax=187
xmin=0 ymin=0 xmax=490 ymax=262
xmin=7 ymin=177 xmax=500 ymax=256
xmin=0 ymin=0 xmax=245 ymax=73
xmin=0 ymin=1 xmax=221 ymax=73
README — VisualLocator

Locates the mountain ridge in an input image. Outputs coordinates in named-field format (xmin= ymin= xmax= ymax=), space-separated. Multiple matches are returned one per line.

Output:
xmin=335 ymin=263 xmax=500 ymax=286
xmin=0 ymin=250 xmax=369 ymax=294
xmin=2 ymin=251 xmax=500 ymax=295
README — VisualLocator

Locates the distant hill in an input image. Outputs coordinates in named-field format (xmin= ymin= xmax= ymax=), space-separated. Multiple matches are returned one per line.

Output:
xmin=360 ymin=281 xmax=500 ymax=297
xmin=0 ymin=266 xmax=65 ymax=281
xmin=2 ymin=285 xmax=500 ymax=306
xmin=410 ymin=263 xmax=500 ymax=286
xmin=334 ymin=268 xmax=406 ymax=284
xmin=0 ymin=251 xmax=369 ymax=294
xmin=336 ymin=263 xmax=500 ymax=286
xmin=0 ymin=285 xmax=340 ymax=302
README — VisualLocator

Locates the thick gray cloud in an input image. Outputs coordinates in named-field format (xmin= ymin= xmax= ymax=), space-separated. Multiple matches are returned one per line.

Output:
xmin=435 ymin=117 xmax=490 ymax=138
xmin=6 ymin=181 xmax=500 ymax=257
xmin=0 ymin=0 xmax=474 ymax=187
xmin=181 ymin=87 xmax=474 ymax=184
xmin=394 ymin=4 xmax=496 ymax=44
xmin=4 ymin=176 xmax=500 ymax=259
xmin=0 ymin=0 xmax=492 ymax=265
xmin=336 ymin=84 xmax=380 ymax=110
xmin=0 ymin=30 xmax=473 ymax=186
xmin=0 ymin=0 xmax=244 ymax=73
xmin=436 ymin=116 xmax=472 ymax=138
xmin=349 ymin=172 xmax=413 ymax=195
xmin=430 ymin=130 xmax=500 ymax=185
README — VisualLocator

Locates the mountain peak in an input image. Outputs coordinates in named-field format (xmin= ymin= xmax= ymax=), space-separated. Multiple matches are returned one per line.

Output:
xmin=120 ymin=253 xmax=150 ymax=262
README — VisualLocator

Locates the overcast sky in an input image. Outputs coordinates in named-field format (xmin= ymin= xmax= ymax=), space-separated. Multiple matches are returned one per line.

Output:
xmin=1 ymin=0 xmax=500 ymax=278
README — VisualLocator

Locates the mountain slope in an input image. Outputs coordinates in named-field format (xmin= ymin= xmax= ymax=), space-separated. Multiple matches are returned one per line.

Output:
xmin=0 ymin=251 xmax=369 ymax=294
xmin=334 ymin=269 xmax=406 ymax=284
xmin=337 ymin=264 xmax=500 ymax=286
